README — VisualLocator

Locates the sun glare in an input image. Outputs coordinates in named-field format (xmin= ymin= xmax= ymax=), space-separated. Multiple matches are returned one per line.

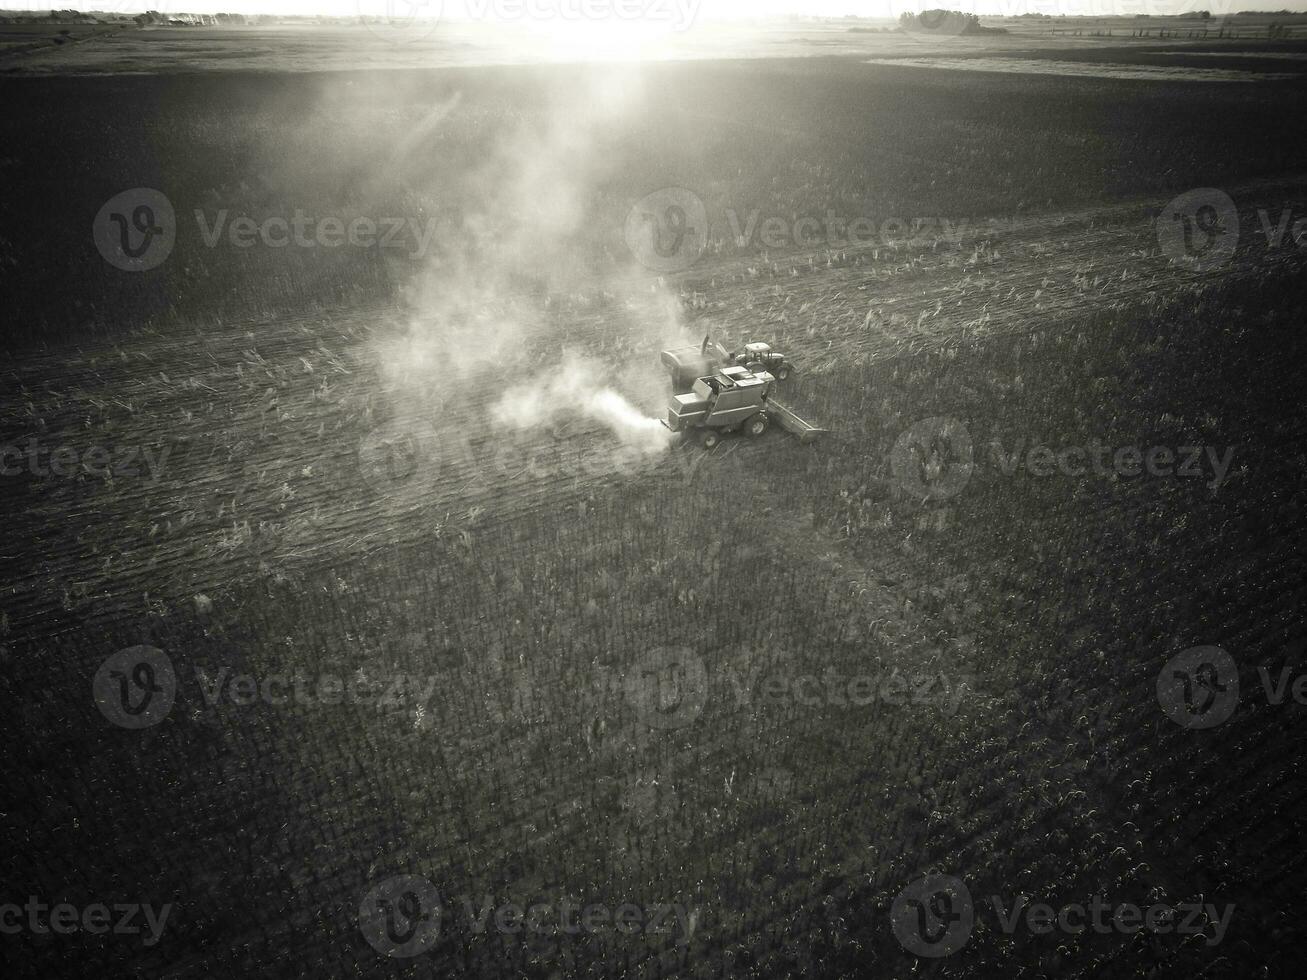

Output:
xmin=502 ymin=16 xmax=682 ymax=61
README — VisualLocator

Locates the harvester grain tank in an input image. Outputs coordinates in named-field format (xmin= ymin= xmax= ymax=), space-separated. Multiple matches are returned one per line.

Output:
xmin=661 ymin=338 xmax=732 ymax=394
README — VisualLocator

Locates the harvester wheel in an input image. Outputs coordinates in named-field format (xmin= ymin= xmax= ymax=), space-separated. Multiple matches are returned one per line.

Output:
xmin=700 ymin=430 xmax=722 ymax=449
xmin=745 ymin=414 xmax=769 ymax=438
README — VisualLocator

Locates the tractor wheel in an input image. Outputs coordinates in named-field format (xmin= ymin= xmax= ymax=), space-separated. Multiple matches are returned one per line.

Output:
xmin=776 ymin=365 xmax=790 ymax=381
xmin=700 ymin=430 xmax=722 ymax=449
xmin=745 ymin=414 xmax=769 ymax=438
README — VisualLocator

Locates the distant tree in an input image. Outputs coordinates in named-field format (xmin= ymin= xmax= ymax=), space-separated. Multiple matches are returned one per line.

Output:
xmin=898 ymin=9 xmax=1005 ymax=35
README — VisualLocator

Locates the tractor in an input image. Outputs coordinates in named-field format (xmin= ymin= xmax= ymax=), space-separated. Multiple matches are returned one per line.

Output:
xmin=734 ymin=342 xmax=791 ymax=381
xmin=661 ymin=337 xmax=792 ymax=393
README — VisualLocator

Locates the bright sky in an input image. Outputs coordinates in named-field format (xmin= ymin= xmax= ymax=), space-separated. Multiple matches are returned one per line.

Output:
xmin=4 ymin=0 xmax=1305 ymax=17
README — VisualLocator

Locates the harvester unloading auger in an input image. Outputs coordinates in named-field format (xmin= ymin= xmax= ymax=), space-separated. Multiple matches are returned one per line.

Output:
xmin=659 ymin=336 xmax=827 ymax=448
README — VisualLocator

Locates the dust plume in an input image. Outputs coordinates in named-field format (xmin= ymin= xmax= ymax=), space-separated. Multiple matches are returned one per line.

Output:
xmin=377 ymin=64 xmax=664 ymax=384
xmin=492 ymin=352 xmax=673 ymax=455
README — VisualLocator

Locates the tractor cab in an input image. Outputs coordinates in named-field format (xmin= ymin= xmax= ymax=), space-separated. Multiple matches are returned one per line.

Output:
xmin=737 ymin=342 xmax=790 ymax=380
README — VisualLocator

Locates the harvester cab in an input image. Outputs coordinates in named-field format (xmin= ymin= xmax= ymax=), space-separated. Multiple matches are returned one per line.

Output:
xmin=664 ymin=366 xmax=774 ymax=448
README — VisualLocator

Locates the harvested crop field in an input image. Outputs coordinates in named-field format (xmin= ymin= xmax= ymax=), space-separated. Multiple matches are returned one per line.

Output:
xmin=4 ymin=18 xmax=1306 ymax=980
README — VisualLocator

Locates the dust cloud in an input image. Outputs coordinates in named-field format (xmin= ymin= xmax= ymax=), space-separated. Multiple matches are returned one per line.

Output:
xmin=492 ymin=352 xmax=673 ymax=454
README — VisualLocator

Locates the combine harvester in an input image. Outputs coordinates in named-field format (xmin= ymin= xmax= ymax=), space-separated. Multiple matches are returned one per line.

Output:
xmin=659 ymin=338 xmax=827 ymax=448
